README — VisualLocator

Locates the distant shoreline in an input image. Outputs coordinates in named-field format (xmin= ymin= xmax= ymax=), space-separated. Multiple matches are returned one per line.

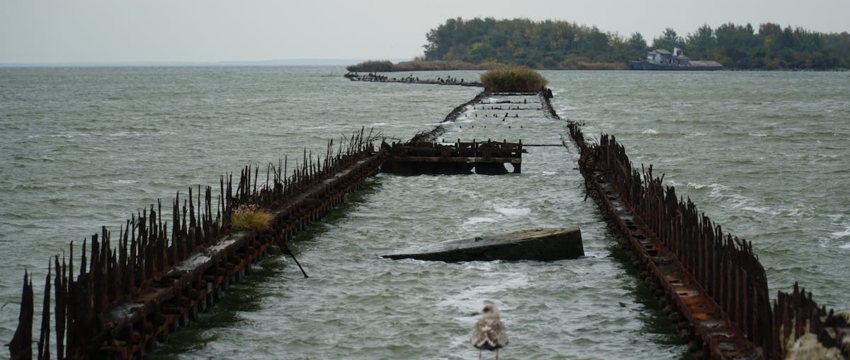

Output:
xmin=346 ymin=59 xmax=850 ymax=72
xmin=346 ymin=59 xmax=627 ymax=72
xmin=3 ymin=60 xmax=847 ymax=72
xmin=0 ymin=59 xmax=409 ymax=68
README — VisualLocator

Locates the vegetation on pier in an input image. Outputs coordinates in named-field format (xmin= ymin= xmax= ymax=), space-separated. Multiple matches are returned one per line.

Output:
xmin=231 ymin=204 xmax=272 ymax=231
xmin=420 ymin=17 xmax=850 ymax=70
xmin=346 ymin=60 xmax=394 ymax=73
xmin=479 ymin=66 xmax=547 ymax=92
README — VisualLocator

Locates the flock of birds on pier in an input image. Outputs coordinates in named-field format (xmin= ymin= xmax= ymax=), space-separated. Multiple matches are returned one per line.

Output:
xmin=344 ymin=72 xmax=481 ymax=86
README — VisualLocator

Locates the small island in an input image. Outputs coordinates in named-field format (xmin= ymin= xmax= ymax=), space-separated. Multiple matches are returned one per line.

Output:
xmin=348 ymin=18 xmax=850 ymax=71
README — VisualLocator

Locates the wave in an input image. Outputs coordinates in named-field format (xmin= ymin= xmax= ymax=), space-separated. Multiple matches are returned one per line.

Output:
xmin=669 ymin=180 xmax=784 ymax=217
xmin=463 ymin=216 xmax=497 ymax=225
xmin=46 ymin=132 xmax=91 ymax=139
xmin=668 ymin=180 xmax=727 ymax=193
xmin=436 ymin=268 xmax=529 ymax=312
xmin=495 ymin=206 xmax=531 ymax=217
xmin=831 ymin=225 xmax=850 ymax=240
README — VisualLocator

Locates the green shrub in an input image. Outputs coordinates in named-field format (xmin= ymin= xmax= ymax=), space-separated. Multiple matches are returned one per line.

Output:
xmin=231 ymin=204 xmax=272 ymax=231
xmin=479 ymin=66 xmax=548 ymax=92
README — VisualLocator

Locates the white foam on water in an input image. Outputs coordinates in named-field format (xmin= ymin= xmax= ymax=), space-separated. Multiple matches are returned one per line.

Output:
xmin=463 ymin=216 xmax=497 ymax=225
xmin=672 ymin=181 xmax=734 ymax=200
xmin=461 ymin=260 xmax=495 ymax=271
xmin=724 ymin=192 xmax=777 ymax=215
xmin=108 ymin=131 xmax=141 ymax=138
xmin=749 ymin=132 xmax=768 ymax=137
xmin=830 ymin=225 xmax=850 ymax=240
xmin=642 ymin=129 xmax=658 ymax=135
xmin=50 ymin=132 xmax=89 ymax=139
xmin=495 ymin=206 xmax=531 ymax=217
xmin=685 ymin=182 xmax=726 ymax=191
xmin=436 ymin=270 xmax=529 ymax=312
xmin=672 ymin=180 xmax=779 ymax=217
xmin=840 ymin=242 xmax=850 ymax=249
xmin=740 ymin=205 xmax=777 ymax=215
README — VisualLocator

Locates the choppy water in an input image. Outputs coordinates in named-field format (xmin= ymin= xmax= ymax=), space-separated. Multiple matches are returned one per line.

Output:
xmin=0 ymin=67 xmax=848 ymax=360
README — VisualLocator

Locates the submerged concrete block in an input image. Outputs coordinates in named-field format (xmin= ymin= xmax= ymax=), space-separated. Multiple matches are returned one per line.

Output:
xmin=383 ymin=227 xmax=583 ymax=262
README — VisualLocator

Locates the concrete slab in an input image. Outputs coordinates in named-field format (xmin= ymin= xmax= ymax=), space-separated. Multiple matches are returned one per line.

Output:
xmin=383 ymin=227 xmax=583 ymax=262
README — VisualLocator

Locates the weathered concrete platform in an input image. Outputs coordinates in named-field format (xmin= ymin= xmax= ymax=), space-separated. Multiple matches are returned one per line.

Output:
xmin=382 ymin=227 xmax=583 ymax=262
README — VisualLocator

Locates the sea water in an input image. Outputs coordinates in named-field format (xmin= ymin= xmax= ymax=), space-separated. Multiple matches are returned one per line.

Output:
xmin=1 ymin=67 xmax=848 ymax=359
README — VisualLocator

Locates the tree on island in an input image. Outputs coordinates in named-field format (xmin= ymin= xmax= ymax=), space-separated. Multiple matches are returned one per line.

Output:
xmin=651 ymin=28 xmax=686 ymax=53
xmin=423 ymin=17 xmax=638 ymax=70
xmin=417 ymin=17 xmax=850 ymax=70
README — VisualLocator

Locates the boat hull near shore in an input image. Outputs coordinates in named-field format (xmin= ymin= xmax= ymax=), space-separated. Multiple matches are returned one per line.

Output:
xmin=630 ymin=48 xmax=722 ymax=71
xmin=629 ymin=59 xmax=722 ymax=71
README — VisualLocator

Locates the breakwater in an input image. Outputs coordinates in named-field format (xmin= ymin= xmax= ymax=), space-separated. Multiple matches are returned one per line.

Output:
xmin=7 ymin=73 xmax=848 ymax=360
xmin=343 ymin=72 xmax=483 ymax=87
xmin=8 ymin=131 xmax=386 ymax=359
xmin=381 ymin=140 xmax=523 ymax=175
xmin=393 ymin=84 xmax=850 ymax=358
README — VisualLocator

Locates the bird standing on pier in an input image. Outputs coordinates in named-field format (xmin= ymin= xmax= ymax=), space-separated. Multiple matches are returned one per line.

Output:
xmin=471 ymin=304 xmax=508 ymax=360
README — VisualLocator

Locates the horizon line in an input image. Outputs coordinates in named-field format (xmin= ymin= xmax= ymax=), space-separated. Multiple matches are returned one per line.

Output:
xmin=0 ymin=58 xmax=415 ymax=68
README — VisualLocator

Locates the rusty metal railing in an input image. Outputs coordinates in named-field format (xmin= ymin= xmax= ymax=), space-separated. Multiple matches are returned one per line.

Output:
xmin=9 ymin=130 xmax=386 ymax=360
xmin=559 ymin=97 xmax=848 ymax=359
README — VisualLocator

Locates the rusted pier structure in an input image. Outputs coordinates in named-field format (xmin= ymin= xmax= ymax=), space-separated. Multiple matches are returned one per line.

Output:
xmin=443 ymin=91 xmax=489 ymax=123
xmin=8 ymin=132 xmax=388 ymax=360
xmin=381 ymin=140 xmax=523 ymax=175
xmin=556 ymin=97 xmax=849 ymax=358
xmin=11 ymin=82 xmax=849 ymax=360
xmin=407 ymin=89 xmax=539 ymax=149
xmin=343 ymin=72 xmax=483 ymax=87
xmin=573 ymin=133 xmax=764 ymax=359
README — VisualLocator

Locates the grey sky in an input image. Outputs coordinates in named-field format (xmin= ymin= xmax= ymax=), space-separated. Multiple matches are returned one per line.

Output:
xmin=2 ymin=0 xmax=848 ymax=63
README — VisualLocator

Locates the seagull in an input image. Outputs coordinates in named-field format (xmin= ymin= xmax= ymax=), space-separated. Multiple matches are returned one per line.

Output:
xmin=471 ymin=304 xmax=508 ymax=360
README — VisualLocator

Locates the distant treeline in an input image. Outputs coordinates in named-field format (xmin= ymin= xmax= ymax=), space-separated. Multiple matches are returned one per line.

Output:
xmin=419 ymin=17 xmax=850 ymax=70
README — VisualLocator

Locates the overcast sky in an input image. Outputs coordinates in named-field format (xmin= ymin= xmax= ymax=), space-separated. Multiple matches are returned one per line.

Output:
xmin=2 ymin=0 xmax=848 ymax=64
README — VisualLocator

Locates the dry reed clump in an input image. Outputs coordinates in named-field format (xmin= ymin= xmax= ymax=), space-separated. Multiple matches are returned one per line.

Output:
xmin=231 ymin=204 xmax=273 ymax=231
xmin=346 ymin=60 xmax=394 ymax=73
xmin=479 ymin=65 xmax=548 ymax=92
